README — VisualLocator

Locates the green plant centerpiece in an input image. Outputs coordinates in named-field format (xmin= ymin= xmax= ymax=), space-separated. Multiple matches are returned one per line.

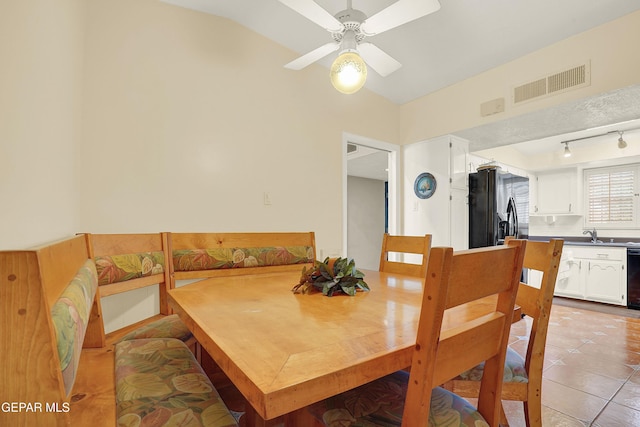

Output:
xmin=292 ymin=257 xmax=369 ymax=296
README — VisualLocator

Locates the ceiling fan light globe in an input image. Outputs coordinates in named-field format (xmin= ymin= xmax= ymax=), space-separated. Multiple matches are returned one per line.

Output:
xmin=330 ymin=52 xmax=367 ymax=94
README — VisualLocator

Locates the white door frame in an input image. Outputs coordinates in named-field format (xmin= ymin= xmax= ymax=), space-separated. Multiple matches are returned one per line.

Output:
xmin=342 ymin=132 xmax=400 ymax=257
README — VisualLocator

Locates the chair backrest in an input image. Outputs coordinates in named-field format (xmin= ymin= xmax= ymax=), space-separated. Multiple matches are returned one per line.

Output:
xmin=401 ymin=239 xmax=526 ymax=426
xmin=82 ymin=232 xmax=172 ymax=346
xmin=378 ymin=234 xmax=431 ymax=277
xmin=506 ymin=237 xmax=564 ymax=378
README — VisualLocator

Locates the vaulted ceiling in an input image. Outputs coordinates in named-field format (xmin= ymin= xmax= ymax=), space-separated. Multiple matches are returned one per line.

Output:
xmin=161 ymin=0 xmax=640 ymax=158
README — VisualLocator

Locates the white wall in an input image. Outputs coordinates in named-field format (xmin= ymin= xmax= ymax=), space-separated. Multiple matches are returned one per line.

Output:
xmin=347 ymin=176 xmax=386 ymax=270
xmin=78 ymin=0 xmax=399 ymax=259
xmin=0 ymin=0 xmax=85 ymax=249
xmin=403 ymin=136 xmax=453 ymax=247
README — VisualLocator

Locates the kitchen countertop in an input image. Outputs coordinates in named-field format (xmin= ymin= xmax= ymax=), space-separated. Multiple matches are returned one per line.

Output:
xmin=529 ymin=236 xmax=640 ymax=248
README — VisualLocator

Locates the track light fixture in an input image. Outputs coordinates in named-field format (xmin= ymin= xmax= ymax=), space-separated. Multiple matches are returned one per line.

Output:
xmin=618 ymin=131 xmax=627 ymax=149
xmin=559 ymin=126 xmax=638 ymax=157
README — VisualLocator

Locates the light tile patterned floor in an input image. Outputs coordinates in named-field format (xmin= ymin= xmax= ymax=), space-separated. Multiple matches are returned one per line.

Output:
xmin=502 ymin=301 xmax=640 ymax=426
xmin=216 ymin=299 xmax=640 ymax=426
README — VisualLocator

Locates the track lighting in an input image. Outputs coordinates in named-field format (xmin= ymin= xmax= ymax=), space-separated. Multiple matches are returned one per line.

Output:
xmin=618 ymin=131 xmax=627 ymax=149
xmin=559 ymin=126 xmax=637 ymax=157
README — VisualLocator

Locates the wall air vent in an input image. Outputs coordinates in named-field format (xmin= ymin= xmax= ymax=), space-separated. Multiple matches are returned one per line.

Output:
xmin=514 ymin=78 xmax=546 ymax=104
xmin=347 ymin=143 xmax=358 ymax=154
xmin=513 ymin=61 xmax=590 ymax=105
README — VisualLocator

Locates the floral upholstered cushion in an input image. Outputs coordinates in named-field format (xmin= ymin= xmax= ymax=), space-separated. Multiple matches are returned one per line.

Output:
xmin=455 ymin=347 xmax=528 ymax=383
xmin=94 ymin=251 xmax=165 ymax=286
xmin=51 ymin=260 xmax=99 ymax=396
xmin=115 ymin=338 xmax=238 ymax=427
xmin=172 ymin=246 xmax=314 ymax=272
xmin=118 ymin=314 xmax=193 ymax=343
xmin=306 ymin=370 xmax=489 ymax=427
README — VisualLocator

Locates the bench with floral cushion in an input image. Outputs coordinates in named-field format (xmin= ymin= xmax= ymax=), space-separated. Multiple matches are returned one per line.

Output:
xmin=168 ymin=232 xmax=316 ymax=285
xmin=83 ymin=233 xmax=195 ymax=350
xmin=0 ymin=236 xmax=100 ymax=426
xmin=115 ymin=338 xmax=238 ymax=427
xmin=0 ymin=231 xmax=317 ymax=427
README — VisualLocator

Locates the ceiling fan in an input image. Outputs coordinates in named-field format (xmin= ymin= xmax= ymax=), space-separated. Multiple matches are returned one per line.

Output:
xmin=279 ymin=0 xmax=441 ymax=93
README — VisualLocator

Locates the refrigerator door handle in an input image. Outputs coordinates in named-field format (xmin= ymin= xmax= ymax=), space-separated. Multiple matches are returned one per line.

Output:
xmin=507 ymin=197 xmax=518 ymax=238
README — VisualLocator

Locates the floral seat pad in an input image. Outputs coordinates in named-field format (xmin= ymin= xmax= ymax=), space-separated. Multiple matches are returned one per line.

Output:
xmin=118 ymin=314 xmax=193 ymax=343
xmin=306 ymin=370 xmax=489 ymax=426
xmin=115 ymin=338 xmax=238 ymax=427
xmin=455 ymin=347 xmax=528 ymax=383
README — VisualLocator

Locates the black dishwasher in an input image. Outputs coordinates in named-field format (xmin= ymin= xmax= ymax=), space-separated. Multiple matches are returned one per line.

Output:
xmin=628 ymin=248 xmax=640 ymax=310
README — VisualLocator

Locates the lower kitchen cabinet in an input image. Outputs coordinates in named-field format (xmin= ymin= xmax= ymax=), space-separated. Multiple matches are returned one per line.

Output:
xmin=555 ymin=250 xmax=584 ymax=299
xmin=553 ymin=245 xmax=627 ymax=306
xmin=585 ymin=258 xmax=625 ymax=304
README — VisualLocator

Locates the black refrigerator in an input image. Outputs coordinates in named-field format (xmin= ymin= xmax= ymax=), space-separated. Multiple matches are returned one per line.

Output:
xmin=469 ymin=167 xmax=529 ymax=248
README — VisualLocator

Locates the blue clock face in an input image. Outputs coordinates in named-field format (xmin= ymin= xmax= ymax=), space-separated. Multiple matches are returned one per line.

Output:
xmin=414 ymin=173 xmax=437 ymax=199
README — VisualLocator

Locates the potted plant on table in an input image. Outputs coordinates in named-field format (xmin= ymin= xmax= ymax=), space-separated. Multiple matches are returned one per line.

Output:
xmin=292 ymin=257 xmax=369 ymax=296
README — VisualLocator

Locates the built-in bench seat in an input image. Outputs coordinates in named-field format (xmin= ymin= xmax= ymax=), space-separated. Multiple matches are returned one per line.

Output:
xmin=0 ymin=236 xmax=103 ymax=426
xmin=168 ymin=232 xmax=316 ymax=286
xmin=84 ymin=232 xmax=195 ymax=350
xmin=115 ymin=338 xmax=238 ymax=427
xmin=0 ymin=231 xmax=317 ymax=426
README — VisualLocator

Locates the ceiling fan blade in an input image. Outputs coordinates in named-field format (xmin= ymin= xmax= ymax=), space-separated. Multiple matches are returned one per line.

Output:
xmin=360 ymin=0 xmax=441 ymax=36
xmin=358 ymin=43 xmax=402 ymax=77
xmin=284 ymin=42 xmax=340 ymax=70
xmin=278 ymin=0 xmax=343 ymax=32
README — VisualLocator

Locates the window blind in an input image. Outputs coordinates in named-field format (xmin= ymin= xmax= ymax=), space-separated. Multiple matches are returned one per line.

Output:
xmin=586 ymin=168 xmax=635 ymax=223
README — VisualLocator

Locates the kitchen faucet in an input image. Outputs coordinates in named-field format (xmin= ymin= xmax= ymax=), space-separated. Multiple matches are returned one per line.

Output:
xmin=583 ymin=228 xmax=598 ymax=243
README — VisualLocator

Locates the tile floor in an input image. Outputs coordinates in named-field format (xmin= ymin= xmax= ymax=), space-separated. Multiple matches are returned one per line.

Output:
xmin=215 ymin=298 xmax=640 ymax=426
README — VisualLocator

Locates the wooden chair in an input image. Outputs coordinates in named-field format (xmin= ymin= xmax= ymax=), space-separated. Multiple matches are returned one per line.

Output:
xmin=442 ymin=238 xmax=563 ymax=427
xmin=378 ymin=233 xmax=431 ymax=277
xmin=285 ymin=239 xmax=526 ymax=427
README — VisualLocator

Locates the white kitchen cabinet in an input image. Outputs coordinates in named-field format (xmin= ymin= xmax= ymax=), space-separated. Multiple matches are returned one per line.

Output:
xmin=450 ymin=137 xmax=468 ymax=190
xmin=585 ymin=248 xmax=627 ymax=305
xmin=554 ymin=245 xmax=626 ymax=305
xmin=534 ymin=169 xmax=578 ymax=214
xmin=450 ymin=188 xmax=468 ymax=250
xmin=555 ymin=248 xmax=585 ymax=299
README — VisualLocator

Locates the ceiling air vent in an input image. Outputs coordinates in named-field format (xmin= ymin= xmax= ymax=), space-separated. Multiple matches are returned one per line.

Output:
xmin=347 ymin=143 xmax=358 ymax=154
xmin=513 ymin=61 xmax=590 ymax=105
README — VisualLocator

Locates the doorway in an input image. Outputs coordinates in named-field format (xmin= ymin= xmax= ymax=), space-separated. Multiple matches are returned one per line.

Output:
xmin=342 ymin=133 xmax=399 ymax=270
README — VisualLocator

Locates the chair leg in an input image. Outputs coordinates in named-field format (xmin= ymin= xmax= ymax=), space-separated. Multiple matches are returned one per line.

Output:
xmin=524 ymin=399 xmax=542 ymax=427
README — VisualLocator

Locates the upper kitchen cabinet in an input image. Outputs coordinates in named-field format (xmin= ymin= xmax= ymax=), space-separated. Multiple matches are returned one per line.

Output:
xmin=534 ymin=168 xmax=579 ymax=215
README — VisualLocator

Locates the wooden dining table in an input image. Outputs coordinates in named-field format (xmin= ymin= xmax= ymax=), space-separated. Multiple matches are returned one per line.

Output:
xmin=168 ymin=268 xmax=521 ymax=427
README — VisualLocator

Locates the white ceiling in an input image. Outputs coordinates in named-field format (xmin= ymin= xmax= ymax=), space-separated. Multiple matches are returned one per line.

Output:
xmin=160 ymin=0 xmax=640 ymax=105
xmin=160 ymin=0 xmax=640 ymax=177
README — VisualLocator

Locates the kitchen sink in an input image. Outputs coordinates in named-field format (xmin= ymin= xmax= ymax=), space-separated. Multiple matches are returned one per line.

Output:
xmin=565 ymin=241 xmax=637 ymax=247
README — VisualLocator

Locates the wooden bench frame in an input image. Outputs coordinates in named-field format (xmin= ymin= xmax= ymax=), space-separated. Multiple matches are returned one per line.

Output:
xmin=83 ymin=232 xmax=173 ymax=347
xmin=0 ymin=231 xmax=316 ymax=427
xmin=168 ymin=231 xmax=316 ymax=285
xmin=0 ymin=235 xmax=95 ymax=427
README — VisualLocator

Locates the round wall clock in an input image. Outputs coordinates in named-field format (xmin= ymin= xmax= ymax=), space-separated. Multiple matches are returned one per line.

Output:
xmin=414 ymin=172 xmax=437 ymax=199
